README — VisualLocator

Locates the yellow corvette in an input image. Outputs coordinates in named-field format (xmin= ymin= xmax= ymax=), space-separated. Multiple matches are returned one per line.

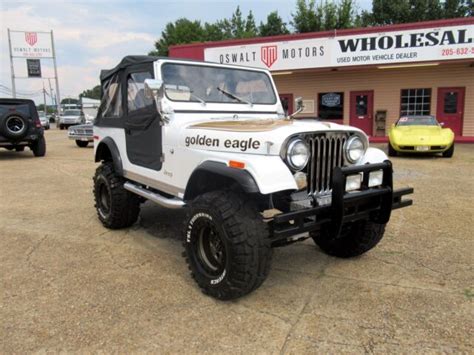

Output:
xmin=388 ymin=115 xmax=455 ymax=158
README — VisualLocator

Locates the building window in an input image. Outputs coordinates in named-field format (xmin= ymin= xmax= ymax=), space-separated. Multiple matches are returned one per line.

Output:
xmin=318 ymin=92 xmax=344 ymax=120
xmin=400 ymin=88 xmax=431 ymax=116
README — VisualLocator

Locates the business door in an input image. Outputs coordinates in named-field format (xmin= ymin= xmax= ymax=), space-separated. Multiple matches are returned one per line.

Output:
xmin=436 ymin=87 xmax=465 ymax=136
xmin=350 ymin=91 xmax=374 ymax=136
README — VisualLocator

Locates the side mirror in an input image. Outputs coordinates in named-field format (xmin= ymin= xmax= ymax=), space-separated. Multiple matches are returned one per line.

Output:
xmin=295 ymin=97 xmax=304 ymax=111
xmin=287 ymin=97 xmax=305 ymax=120
xmin=144 ymin=79 xmax=163 ymax=99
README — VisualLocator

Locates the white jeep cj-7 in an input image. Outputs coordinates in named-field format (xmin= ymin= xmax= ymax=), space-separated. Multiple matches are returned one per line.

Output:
xmin=93 ymin=56 xmax=413 ymax=300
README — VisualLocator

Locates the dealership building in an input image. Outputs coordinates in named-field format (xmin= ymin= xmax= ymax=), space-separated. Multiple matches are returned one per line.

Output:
xmin=170 ymin=18 xmax=474 ymax=142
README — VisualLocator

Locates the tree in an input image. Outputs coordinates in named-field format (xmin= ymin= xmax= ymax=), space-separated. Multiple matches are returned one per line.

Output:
xmin=149 ymin=18 xmax=205 ymax=56
xmin=244 ymin=11 xmax=258 ymax=38
xmin=79 ymin=85 xmax=101 ymax=100
xmin=291 ymin=0 xmax=323 ymax=33
xmin=444 ymin=0 xmax=472 ymax=17
xmin=231 ymin=6 xmax=246 ymax=38
xmin=367 ymin=0 xmax=471 ymax=25
xmin=337 ymin=0 xmax=358 ymax=29
xmin=149 ymin=6 xmax=261 ymax=55
xmin=259 ymin=11 xmax=290 ymax=37
xmin=291 ymin=0 xmax=359 ymax=33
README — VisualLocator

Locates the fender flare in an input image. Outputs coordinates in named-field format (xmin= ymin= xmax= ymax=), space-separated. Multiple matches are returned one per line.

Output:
xmin=95 ymin=137 xmax=123 ymax=176
xmin=184 ymin=161 xmax=260 ymax=200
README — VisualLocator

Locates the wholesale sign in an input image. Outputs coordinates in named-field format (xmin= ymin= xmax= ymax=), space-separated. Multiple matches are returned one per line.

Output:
xmin=204 ymin=24 xmax=474 ymax=70
xmin=10 ymin=31 xmax=53 ymax=58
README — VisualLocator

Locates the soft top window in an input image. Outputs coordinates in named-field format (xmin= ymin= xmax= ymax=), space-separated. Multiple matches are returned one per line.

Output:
xmin=99 ymin=72 xmax=122 ymax=118
xmin=161 ymin=63 xmax=277 ymax=105
xmin=127 ymin=72 xmax=154 ymax=113
xmin=0 ymin=103 xmax=31 ymax=116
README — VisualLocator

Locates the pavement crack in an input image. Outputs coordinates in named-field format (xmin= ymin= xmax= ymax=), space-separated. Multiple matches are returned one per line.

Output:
xmin=279 ymin=274 xmax=324 ymax=355
xmin=26 ymin=234 xmax=48 ymax=262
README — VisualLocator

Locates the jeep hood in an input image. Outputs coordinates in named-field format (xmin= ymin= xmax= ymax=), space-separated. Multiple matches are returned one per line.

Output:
xmin=190 ymin=119 xmax=293 ymax=132
xmin=182 ymin=118 xmax=362 ymax=156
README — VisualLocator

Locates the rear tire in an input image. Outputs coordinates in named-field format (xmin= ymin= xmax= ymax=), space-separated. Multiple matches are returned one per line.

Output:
xmin=76 ymin=140 xmax=89 ymax=148
xmin=388 ymin=143 xmax=397 ymax=157
xmin=31 ymin=136 xmax=46 ymax=157
xmin=93 ymin=162 xmax=140 ymax=229
xmin=312 ymin=220 xmax=386 ymax=258
xmin=183 ymin=190 xmax=272 ymax=300
xmin=442 ymin=144 xmax=454 ymax=158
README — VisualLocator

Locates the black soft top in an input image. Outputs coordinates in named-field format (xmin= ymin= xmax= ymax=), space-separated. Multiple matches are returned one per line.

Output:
xmin=0 ymin=98 xmax=35 ymax=105
xmin=100 ymin=55 xmax=161 ymax=82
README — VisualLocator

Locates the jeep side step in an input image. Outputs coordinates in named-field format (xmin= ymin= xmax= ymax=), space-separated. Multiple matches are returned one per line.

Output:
xmin=123 ymin=182 xmax=186 ymax=209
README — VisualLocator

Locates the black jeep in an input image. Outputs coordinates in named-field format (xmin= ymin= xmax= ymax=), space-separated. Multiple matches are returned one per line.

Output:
xmin=0 ymin=98 xmax=46 ymax=157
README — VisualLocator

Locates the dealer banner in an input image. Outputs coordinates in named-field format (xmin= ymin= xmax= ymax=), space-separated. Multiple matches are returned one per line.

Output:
xmin=10 ymin=31 xmax=53 ymax=58
xmin=204 ymin=24 xmax=474 ymax=70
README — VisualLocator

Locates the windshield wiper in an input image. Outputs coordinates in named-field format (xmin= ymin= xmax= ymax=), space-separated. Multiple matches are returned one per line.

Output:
xmin=165 ymin=85 xmax=206 ymax=105
xmin=217 ymin=87 xmax=252 ymax=106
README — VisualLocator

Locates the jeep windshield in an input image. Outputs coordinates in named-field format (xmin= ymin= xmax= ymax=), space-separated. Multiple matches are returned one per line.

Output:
xmin=161 ymin=63 xmax=277 ymax=105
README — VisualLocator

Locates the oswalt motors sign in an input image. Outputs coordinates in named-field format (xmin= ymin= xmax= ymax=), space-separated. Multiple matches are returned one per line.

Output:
xmin=204 ymin=24 xmax=474 ymax=70
xmin=9 ymin=31 xmax=53 ymax=58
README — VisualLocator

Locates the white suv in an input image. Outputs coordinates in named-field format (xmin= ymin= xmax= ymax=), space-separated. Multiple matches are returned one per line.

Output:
xmin=93 ymin=56 xmax=413 ymax=300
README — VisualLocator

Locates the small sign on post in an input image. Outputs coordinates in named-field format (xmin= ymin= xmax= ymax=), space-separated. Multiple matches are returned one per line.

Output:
xmin=27 ymin=59 xmax=42 ymax=77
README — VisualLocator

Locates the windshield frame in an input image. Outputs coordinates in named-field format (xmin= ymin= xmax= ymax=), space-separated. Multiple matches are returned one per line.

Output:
xmin=160 ymin=62 xmax=278 ymax=106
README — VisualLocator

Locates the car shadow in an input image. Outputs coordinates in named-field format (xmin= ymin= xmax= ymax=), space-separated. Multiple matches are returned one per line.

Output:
xmin=0 ymin=150 xmax=37 ymax=161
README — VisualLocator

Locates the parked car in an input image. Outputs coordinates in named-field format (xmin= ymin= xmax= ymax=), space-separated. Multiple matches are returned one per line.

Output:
xmin=0 ymin=98 xmax=46 ymax=156
xmin=388 ymin=115 xmax=455 ymax=157
xmin=38 ymin=111 xmax=50 ymax=130
xmin=92 ymin=56 xmax=413 ymax=300
xmin=68 ymin=123 xmax=93 ymax=147
xmin=58 ymin=109 xmax=85 ymax=130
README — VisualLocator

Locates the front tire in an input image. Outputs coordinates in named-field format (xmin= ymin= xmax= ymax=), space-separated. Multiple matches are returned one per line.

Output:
xmin=76 ymin=140 xmax=89 ymax=148
xmin=93 ymin=162 xmax=140 ymax=229
xmin=442 ymin=144 xmax=454 ymax=158
xmin=312 ymin=220 xmax=386 ymax=258
xmin=183 ymin=190 xmax=272 ymax=300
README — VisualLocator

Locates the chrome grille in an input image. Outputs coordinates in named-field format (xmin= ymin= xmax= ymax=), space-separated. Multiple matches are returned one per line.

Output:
xmin=306 ymin=133 xmax=347 ymax=196
xmin=73 ymin=128 xmax=92 ymax=136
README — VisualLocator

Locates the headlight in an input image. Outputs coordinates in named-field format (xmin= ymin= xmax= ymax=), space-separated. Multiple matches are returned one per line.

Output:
xmin=345 ymin=135 xmax=366 ymax=163
xmin=286 ymin=138 xmax=309 ymax=171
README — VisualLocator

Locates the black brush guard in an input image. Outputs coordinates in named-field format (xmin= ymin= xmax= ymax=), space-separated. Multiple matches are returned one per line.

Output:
xmin=271 ymin=161 xmax=413 ymax=242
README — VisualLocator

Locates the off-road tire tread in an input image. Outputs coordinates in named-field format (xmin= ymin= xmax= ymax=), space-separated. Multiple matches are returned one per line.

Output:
xmin=183 ymin=190 xmax=272 ymax=300
xmin=93 ymin=162 xmax=140 ymax=229
xmin=312 ymin=221 xmax=385 ymax=258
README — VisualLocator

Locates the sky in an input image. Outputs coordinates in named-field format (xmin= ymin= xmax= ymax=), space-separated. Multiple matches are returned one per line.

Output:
xmin=0 ymin=0 xmax=371 ymax=105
